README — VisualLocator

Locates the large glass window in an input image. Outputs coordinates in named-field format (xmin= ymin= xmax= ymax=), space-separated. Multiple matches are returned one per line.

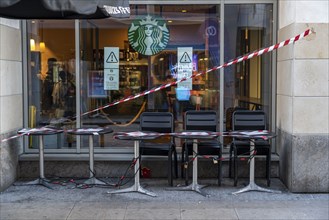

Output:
xmin=26 ymin=20 xmax=76 ymax=151
xmin=24 ymin=2 xmax=275 ymax=154
xmin=223 ymin=4 xmax=274 ymax=143
xmin=78 ymin=4 xmax=220 ymax=151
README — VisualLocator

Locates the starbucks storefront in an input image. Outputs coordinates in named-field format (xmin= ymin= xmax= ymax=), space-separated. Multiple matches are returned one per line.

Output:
xmin=22 ymin=1 xmax=276 ymax=159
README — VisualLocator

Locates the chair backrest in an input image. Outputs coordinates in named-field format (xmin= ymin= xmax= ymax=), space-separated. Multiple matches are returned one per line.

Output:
xmin=140 ymin=112 xmax=174 ymax=133
xmin=232 ymin=110 xmax=267 ymax=131
xmin=184 ymin=110 xmax=218 ymax=132
xmin=226 ymin=107 xmax=248 ymax=131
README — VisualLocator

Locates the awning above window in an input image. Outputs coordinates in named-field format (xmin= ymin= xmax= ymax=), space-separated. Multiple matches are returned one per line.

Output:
xmin=0 ymin=0 xmax=130 ymax=19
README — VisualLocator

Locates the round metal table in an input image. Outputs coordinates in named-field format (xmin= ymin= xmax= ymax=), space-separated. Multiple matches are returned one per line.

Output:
xmin=107 ymin=131 xmax=161 ymax=197
xmin=170 ymin=131 xmax=219 ymax=197
xmin=230 ymin=130 xmax=281 ymax=195
xmin=66 ymin=127 xmax=113 ymax=185
xmin=17 ymin=127 xmax=63 ymax=189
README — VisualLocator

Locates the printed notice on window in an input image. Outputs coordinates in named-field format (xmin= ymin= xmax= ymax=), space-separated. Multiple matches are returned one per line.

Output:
xmin=104 ymin=47 xmax=119 ymax=90
xmin=177 ymin=47 xmax=193 ymax=90
xmin=104 ymin=68 xmax=119 ymax=90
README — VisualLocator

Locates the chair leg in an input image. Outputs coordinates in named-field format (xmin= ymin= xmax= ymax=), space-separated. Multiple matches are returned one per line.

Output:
xmin=174 ymin=148 xmax=178 ymax=178
xmin=229 ymin=144 xmax=233 ymax=178
xmin=168 ymin=149 xmax=173 ymax=186
xmin=266 ymin=149 xmax=271 ymax=187
xmin=218 ymin=148 xmax=222 ymax=186
xmin=139 ymin=153 xmax=143 ymax=178
xmin=185 ymin=146 xmax=189 ymax=186
xmin=234 ymin=147 xmax=238 ymax=186
xmin=181 ymin=146 xmax=185 ymax=179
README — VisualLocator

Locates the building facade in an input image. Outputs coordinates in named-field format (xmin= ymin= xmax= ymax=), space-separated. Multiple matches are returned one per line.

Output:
xmin=1 ymin=0 xmax=328 ymax=192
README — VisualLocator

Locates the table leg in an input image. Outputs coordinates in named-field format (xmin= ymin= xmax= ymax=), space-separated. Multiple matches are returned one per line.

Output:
xmin=22 ymin=136 xmax=53 ymax=189
xmin=232 ymin=139 xmax=281 ymax=195
xmin=167 ymin=139 xmax=208 ymax=197
xmin=107 ymin=140 xmax=156 ymax=197
xmin=84 ymin=135 xmax=106 ymax=185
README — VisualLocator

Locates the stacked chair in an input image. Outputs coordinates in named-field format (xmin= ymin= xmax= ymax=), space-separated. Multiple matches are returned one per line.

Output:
xmin=139 ymin=112 xmax=177 ymax=186
xmin=229 ymin=110 xmax=272 ymax=186
xmin=181 ymin=110 xmax=222 ymax=186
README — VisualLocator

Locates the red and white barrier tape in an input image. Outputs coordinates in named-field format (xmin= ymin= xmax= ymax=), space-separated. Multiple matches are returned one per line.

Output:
xmin=0 ymin=29 xmax=313 ymax=143
xmin=113 ymin=130 xmax=274 ymax=140
xmin=1 ymin=127 xmax=63 ymax=143
xmin=81 ymin=28 xmax=312 ymax=116
xmin=1 ymin=133 xmax=25 ymax=143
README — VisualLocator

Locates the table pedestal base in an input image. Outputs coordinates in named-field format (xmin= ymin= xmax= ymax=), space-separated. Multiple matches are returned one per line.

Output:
xmin=233 ymin=139 xmax=281 ymax=195
xmin=167 ymin=183 xmax=209 ymax=197
xmin=20 ymin=178 xmax=53 ymax=189
xmin=107 ymin=183 xmax=157 ymax=197
xmin=106 ymin=139 xmax=157 ymax=197
xmin=232 ymin=181 xmax=281 ymax=195
xmin=84 ymin=177 xmax=107 ymax=185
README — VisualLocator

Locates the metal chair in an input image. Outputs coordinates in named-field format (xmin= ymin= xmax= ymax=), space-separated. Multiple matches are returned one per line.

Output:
xmin=181 ymin=110 xmax=222 ymax=186
xmin=139 ymin=112 xmax=178 ymax=186
xmin=229 ymin=110 xmax=272 ymax=186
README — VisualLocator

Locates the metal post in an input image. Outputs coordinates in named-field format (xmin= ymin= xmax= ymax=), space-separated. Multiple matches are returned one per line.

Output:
xmin=89 ymin=135 xmax=94 ymax=178
xmin=192 ymin=139 xmax=198 ymax=187
xmin=134 ymin=140 xmax=139 ymax=190
xmin=39 ymin=136 xmax=44 ymax=179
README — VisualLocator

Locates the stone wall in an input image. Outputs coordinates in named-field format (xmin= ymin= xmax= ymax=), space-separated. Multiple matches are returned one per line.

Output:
xmin=277 ymin=0 xmax=329 ymax=192
xmin=0 ymin=18 xmax=23 ymax=192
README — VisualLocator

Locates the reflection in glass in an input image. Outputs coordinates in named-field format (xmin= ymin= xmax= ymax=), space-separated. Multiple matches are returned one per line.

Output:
xmin=223 ymin=4 xmax=273 ymax=144
xmin=79 ymin=4 xmax=221 ymax=151
xmin=25 ymin=3 xmax=274 ymax=153
xmin=27 ymin=20 xmax=76 ymax=149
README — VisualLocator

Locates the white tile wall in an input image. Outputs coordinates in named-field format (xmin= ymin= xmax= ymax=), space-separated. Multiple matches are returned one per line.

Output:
xmin=295 ymin=23 xmax=329 ymax=59
xmin=279 ymin=1 xmax=328 ymax=29
xmin=278 ymin=23 xmax=328 ymax=61
xmin=277 ymin=60 xmax=293 ymax=96
xmin=296 ymin=1 xmax=329 ymax=24
xmin=0 ymin=23 xmax=23 ymax=135
xmin=277 ymin=26 xmax=295 ymax=61
xmin=293 ymin=97 xmax=329 ymax=134
xmin=0 ymin=18 xmax=20 ymax=29
xmin=0 ymin=95 xmax=23 ymax=133
xmin=279 ymin=0 xmax=296 ymax=29
xmin=277 ymin=21 xmax=328 ymax=135
xmin=0 ymin=24 xmax=21 ymax=61
xmin=277 ymin=95 xmax=293 ymax=134
xmin=0 ymin=60 xmax=22 ymax=96
xmin=294 ymin=59 xmax=329 ymax=97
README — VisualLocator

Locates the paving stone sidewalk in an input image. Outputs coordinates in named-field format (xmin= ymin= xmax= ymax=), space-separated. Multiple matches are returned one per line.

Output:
xmin=1 ymin=178 xmax=328 ymax=220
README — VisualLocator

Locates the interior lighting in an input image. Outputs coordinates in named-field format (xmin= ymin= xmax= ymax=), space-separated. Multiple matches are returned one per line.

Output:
xmin=30 ymin=39 xmax=36 ymax=51
xmin=39 ymin=41 xmax=45 ymax=52
xmin=181 ymin=9 xmax=187 ymax=13
xmin=39 ymin=20 xmax=46 ymax=52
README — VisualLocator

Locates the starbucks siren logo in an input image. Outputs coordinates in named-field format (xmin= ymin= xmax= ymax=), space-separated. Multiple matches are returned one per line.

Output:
xmin=128 ymin=15 xmax=169 ymax=56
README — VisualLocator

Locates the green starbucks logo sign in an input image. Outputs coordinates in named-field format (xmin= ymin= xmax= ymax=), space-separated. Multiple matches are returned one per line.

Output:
xmin=128 ymin=15 xmax=169 ymax=56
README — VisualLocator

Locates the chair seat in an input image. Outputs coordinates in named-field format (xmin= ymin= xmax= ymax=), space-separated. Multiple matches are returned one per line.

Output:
xmin=233 ymin=140 xmax=270 ymax=155
xmin=234 ymin=146 xmax=270 ymax=156
xmin=233 ymin=140 xmax=270 ymax=146
xmin=229 ymin=110 xmax=272 ymax=187
xmin=140 ymin=143 xmax=174 ymax=155
xmin=139 ymin=112 xmax=177 ymax=186
xmin=181 ymin=110 xmax=222 ymax=186
xmin=185 ymin=141 xmax=221 ymax=155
